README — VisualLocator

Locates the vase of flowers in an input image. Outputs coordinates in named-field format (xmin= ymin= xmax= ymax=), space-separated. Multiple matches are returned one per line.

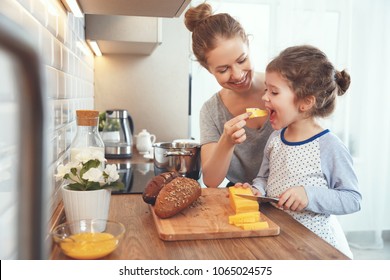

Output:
xmin=55 ymin=150 xmax=124 ymax=229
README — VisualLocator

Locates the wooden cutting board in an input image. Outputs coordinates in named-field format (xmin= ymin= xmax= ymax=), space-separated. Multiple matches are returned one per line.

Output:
xmin=150 ymin=188 xmax=280 ymax=241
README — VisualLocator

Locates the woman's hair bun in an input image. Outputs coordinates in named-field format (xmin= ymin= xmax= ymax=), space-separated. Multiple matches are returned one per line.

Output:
xmin=184 ymin=3 xmax=213 ymax=32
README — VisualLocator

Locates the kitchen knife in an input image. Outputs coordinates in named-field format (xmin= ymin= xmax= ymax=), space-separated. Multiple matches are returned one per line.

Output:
xmin=235 ymin=194 xmax=279 ymax=204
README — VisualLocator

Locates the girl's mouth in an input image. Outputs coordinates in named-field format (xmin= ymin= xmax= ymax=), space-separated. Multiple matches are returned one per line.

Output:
xmin=268 ymin=109 xmax=276 ymax=122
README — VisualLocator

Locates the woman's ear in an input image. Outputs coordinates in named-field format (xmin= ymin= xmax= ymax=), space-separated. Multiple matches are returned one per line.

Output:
xmin=299 ymin=95 xmax=316 ymax=112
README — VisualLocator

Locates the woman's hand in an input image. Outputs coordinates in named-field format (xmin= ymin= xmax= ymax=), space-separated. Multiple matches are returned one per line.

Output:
xmin=233 ymin=182 xmax=260 ymax=196
xmin=278 ymin=186 xmax=308 ymax=211
xmin=223 ymin=112 xmax=251 ymax=145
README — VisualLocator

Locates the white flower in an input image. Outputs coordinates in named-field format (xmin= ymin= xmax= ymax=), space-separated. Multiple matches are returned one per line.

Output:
xmin=104 ymin=164 xmax=120 ymax=183
xmin=55 ymin=151 xmax=123 ymax=191
xmin=82 ymin=168 xmax=103 ymax=183
xmin=55 ymin=161 xmax=80 ymax=181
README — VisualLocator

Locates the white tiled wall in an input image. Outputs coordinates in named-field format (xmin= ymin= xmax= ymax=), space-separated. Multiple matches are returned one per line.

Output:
xmin=0 ymin=0 xmax=95 ymax=259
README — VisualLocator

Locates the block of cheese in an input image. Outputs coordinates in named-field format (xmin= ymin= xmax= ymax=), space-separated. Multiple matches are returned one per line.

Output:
xmin=235 ymin=221 xmax=269 ymax=230
xmin=228 ymin=211 xmax=260 ymax=225
xmin=228 ymin=187 xmax=259 ymax=213
xmin=246 ymin=108 xmax=268 ymax=118
xmin=228 ymin=187 xmax=269 ymax=231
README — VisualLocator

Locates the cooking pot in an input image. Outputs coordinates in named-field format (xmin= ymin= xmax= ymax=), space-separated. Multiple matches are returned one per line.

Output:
xmin=153 ymin=142 xmax=201 ymax=180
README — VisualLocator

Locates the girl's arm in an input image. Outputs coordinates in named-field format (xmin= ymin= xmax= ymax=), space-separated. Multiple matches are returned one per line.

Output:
xmin=305 ymin=134 xmax=362 ymax=215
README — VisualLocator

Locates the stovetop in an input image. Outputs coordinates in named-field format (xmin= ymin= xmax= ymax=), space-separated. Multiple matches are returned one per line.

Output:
xmin=112 ymin=162 xmax=155 ymax=195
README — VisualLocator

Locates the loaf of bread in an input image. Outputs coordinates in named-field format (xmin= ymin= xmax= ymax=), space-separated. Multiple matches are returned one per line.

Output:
xmin=142 ymin=171 xmax=178 ymax=205
xmin=154 ymin=177 xmax=201 ymax=219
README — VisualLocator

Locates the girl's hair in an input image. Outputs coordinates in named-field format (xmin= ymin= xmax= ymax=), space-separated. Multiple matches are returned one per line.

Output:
xmin=266 ymin=45 xmax=351 ymax=118
xmin=184 ymin=2 xmax=248 ymax=69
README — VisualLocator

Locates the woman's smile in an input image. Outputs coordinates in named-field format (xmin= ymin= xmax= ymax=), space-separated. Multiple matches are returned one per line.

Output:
xmin=228 ymin=72 xmax=250 ymax=89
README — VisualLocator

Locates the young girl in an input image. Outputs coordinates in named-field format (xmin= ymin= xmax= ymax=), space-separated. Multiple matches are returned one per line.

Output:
xmin=238 ymin=45 xmax=362 ymax=258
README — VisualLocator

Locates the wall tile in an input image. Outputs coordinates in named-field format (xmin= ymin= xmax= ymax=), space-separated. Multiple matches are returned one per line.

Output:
xmin=58 ymin=70 xmax=65 ymax=98
xmin=62 ymin=99 xmax=70 ymax=124
xmin=0 ymin=0 xmax=23 ymax=25
xmin=53 ymin=99 xmax=61 ymax=128
xmin=45 ymin=66 xmax=58 ymax=99
xmin=69 ymin=50 xmax=75 ymax=76
xmin=50 ymin=131 xmax=57 ymax=164
xmin=21 ymin=7 xmax=40 ymax=50
xmin=65 ymin=72 xmax=72 ymax=98
xmin=56 ymin=5 xmax=66 ymax=43
xmin=62 ymin=47 xmax=69 ymax=73
xmin=31 ymin=0 xmax=46 ymax=27
xmin=41 ymin=27 xmax=53 ymax=66
xmin=52 ymin=37 xmax=62 ymax=70
xmin=46 ymin=2 xmax=57 ymax=36
xmin=16 ymin=0 xmax=31 ymax=11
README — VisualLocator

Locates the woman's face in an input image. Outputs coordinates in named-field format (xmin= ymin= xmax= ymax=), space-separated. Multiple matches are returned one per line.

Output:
xmin=206 ymin=37 xmax=254 ymax=92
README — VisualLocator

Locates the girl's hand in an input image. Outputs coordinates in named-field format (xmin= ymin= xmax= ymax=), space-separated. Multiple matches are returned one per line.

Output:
xmin=223 ymin=112 xmax=251 ymax=145
xmin=278 ymin=186 xmax=308 ymax=211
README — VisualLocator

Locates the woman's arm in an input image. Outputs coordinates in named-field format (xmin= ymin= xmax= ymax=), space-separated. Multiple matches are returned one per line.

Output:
xmin=201 ymin=112 xmax=250 ymax=187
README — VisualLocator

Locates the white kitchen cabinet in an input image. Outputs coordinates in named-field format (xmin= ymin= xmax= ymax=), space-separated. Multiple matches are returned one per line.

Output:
xmin=85 ymin=15 xmax=162 ymax=55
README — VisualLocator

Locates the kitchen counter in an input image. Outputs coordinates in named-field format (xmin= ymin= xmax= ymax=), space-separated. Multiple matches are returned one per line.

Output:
xmin=50 ymin=149 xmax=349 ymax=260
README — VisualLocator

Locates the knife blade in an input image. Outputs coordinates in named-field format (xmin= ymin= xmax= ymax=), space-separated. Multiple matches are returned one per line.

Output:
xmin=235 ymin=194 xmax=279 ymax=204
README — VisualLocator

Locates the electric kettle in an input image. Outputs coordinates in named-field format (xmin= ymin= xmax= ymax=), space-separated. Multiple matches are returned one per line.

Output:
xmin=101 ymin=109 xmax=134 ymax=158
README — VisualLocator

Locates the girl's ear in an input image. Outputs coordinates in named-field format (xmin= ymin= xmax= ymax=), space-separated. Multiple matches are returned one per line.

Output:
xmin=299 ymin=95 xmax=316 ymax=112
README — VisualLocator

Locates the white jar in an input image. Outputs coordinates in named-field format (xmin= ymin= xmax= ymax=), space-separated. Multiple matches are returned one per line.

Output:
xmin=135 ymin=129 xmax=156 ymax=154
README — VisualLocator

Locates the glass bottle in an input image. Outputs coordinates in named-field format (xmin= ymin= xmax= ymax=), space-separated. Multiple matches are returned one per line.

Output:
xmin=70 ymin=110 xmax=105 ymax=166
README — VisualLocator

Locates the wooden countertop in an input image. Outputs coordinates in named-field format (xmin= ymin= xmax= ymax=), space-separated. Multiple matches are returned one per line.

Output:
xmin=51 ymin=194 xmax=348 ymax=260
xmin=50 ymin=148 xmax=349 ymax=260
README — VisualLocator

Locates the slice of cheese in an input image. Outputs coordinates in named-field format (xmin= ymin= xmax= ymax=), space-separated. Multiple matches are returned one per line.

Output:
xmin=228 ymin=211 xmax=260 ymax=225
xmin=246 ymin=108 xmax=268 ymax=118
xmin=236 ymin=221 xmax=269 ymax=230
xmin=228 ymin=187 xmax=259 ymax=213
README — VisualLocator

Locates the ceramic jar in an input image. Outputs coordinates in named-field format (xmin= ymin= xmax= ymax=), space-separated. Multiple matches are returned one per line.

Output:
xmin=135 ymin=129 xmax=156 ymax=154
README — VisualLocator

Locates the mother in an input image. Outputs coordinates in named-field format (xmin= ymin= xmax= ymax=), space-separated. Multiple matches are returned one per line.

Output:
xmin=184 ymin=3 xmax=273 ymax=187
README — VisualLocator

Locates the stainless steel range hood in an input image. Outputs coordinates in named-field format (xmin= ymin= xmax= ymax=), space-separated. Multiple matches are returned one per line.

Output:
xmin=77 ymin=0 xmax=191 ymax=17
xmin=67 ymin=0 xmax=191 ymax=55
xmin=85 ymin=15 xmax=162 ymax=55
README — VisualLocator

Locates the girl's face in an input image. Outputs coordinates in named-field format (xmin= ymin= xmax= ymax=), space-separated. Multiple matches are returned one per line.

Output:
xmin=206 ymin=37 xmax=254 ymax=92
xmin=263 ymin=71 xmax=302 ymax=130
